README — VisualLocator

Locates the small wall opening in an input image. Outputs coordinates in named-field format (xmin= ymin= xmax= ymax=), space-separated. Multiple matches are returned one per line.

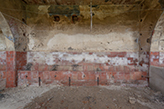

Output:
xmin=54 ymin=16 xmax=60 ymax=22
xmin=72 ymin=15 xmax=78 ymax=23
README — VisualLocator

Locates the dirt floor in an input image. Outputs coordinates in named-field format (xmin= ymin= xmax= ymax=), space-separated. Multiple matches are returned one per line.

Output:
xmin=0 ymin=85 xmax=164 ymax=109
xmin=0 ymin=84 xmax=56 ymax=109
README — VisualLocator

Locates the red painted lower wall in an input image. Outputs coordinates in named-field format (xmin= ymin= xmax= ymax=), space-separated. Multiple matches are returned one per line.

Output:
xmin=18 ymin=71 xmax=147 ymax=86
xmin=0 ymin=51 xmax=150 ymax=87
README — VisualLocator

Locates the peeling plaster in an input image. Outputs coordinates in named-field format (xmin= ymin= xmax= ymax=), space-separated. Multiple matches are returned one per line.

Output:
xmin=27 ymin=52 xmax=139 ymax=66
xmin=45 ymin=32 xmax=139 ymax=52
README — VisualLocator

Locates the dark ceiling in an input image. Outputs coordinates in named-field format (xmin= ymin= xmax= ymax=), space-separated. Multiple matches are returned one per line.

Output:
xmin=21 ymin=0 xmax=142 ymax=5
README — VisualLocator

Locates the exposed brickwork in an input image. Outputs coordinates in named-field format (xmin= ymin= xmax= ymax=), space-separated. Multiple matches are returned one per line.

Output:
xmin=16 ymin=51 xmax=148 ymax=87
xmin=27 ymin=52 xmax=140 ymax=71
xmin=15 ymin=51 xmax=27 ymax=86
xmin=150 ymin=52 xmax=164 ymax=67
xmin=139 ymin=52 xmax=150 ymax=72
xmin=18 ymin=71 xmax=147 ymax=87
xmin=6 ymin=51 xmax=16 ymax=87
xmin=0 ymin=51 xmax=149 ymax=87
xmin=16 ymin=52 xmax=27 ymax=71
xmin=0 ymin=51 xmax=27 ymax=87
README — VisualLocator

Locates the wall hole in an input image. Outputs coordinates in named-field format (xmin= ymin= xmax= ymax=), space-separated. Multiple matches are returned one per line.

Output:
xmin=147 ymin=38 xmax=151 ymax=44
xmin=141 ymin=4 xmax=143 ymax=7
xmin=0 ymin=29 xmax=2 ymax=33
xmin=72 ymin=15 xmax=78 ymax=23
xmin=54 ymin=16 xmax=60 ymax=22
xmin=52 ymin=65 xmax=58 ymax=71
xmin=68 ymin=47 xmax=74 ymax=50
xmin=23 ymin=33 xmax=26 ymax=36
xmin=22 ymin=18 xmax=26 ymax=24
xmin=42 ymin=0 xmax=46 ymax=3
xmin=72 ymin=64 xmax=79 ymax=71
xmin=92 ymin=13 xmax=95 ymax=16
xmin=22 ymin=0 xmax=27 ymax=4
xmin=26 ymin=63 xmax=33 ymax=70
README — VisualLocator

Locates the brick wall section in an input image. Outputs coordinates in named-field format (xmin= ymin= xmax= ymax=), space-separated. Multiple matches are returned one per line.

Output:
xmin=0 ymin=51 xmax=27 ymax=88
xmin=17 ymin=52 xmax=148 ymax=87
xmin=139 ymin=52 xmax=150 ymax=72
xmin=15 ymin=51 xmax=27 ymax=86
xmin=16 ymin=52 xmax=27 ymax=71
xmin=0 ymin=51 xmax=149 ymax=87
xmin=150 ymin=52 xmax=164 ymax=67
xmin=6 ymin=51 xmax=16 ymax=87
xmin=18 ymin=71 xmax=147 ymax=86
xmin=27 ymin=52 xmax=140 ymax=71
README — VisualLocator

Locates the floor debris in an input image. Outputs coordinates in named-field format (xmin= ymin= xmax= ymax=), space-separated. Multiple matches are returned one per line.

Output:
xmin=0 ymin=85 xmax=164 ymax=109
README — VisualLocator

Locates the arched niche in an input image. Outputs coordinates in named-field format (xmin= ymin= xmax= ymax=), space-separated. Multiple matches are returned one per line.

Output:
xmin=149 ymin=11 xmax=164 ymax=95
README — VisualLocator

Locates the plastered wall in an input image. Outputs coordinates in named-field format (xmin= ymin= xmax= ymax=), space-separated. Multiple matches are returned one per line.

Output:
xmin=0 ymin=0 xmax=162 ymax=53
xmin=24 ymin=4 xmax=140 ymax=52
